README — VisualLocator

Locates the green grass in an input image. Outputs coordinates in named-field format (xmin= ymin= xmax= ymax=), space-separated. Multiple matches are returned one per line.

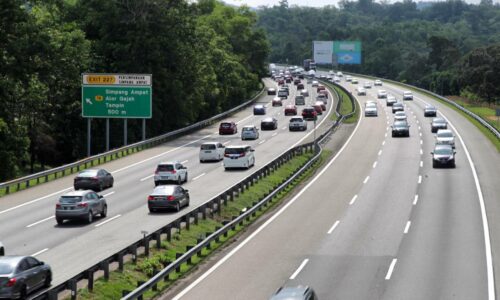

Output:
xmin=73 ymin=149 xmax=329 ymax=300
xmin=326 ymin=83 xmax=358 ymax=124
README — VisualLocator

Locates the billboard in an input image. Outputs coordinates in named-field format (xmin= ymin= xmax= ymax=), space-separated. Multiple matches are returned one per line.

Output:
xmin=313 ymin=41 xmax=334 ymax=64
xmin=333 ymin=41 xmax=362 ymax=65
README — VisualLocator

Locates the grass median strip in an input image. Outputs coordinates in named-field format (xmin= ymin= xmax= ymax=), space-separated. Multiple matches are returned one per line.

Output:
xmin=72 ymin=149 xmax=330 ymax=300
xmin=327 ymin=84 xmax=358 ymax=124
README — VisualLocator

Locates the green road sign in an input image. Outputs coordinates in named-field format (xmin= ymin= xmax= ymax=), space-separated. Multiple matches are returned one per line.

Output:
xmin=333 ymin=41 xmax=361 ymax=53
xmin=82 ymin=86 xmax=152 ymax=118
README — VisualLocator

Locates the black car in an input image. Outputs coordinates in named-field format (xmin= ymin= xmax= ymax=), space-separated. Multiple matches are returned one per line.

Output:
xmin=148 ymin=185 xmax=190 ymax=212
xmin=261 ymin=117 xmax=278 ymax=130
xmin=0 ymin=256 xmax=51 ymax=299
xmin=424 ymin=105 xmax=437 ymax=117
xmin=253 ymin=104 xmax=266 ymax=115
xmin=391 ymin=120 xmax=410 ymax=137
xmin=431 ymin=144 xmax=456 ymax=168
xmin=392 ymin=102 xmax=404 ymax=113
xmin=74 ymin=168 xmax=113 ymax=191
xmin=431 ymin=117 xmax=448 ymax=133
xmin=301 ymin=107 xmax=317 ymax=120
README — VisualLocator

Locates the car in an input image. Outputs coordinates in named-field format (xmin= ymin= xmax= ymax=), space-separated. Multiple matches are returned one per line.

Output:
xmin=55 ymin=190 xmax=107 ymax=224
xmin=285 ymin=105 xmax=298 ymax=116
xmin=334 ymin=76 xmax=341 ymax=83
xmin=241 ymin=125 xmax=259 ymax=140
xmin=148 ymin=185 xmax=189 ymax=212
xmin=311 ymin=81 xmax=319 ymax=87
xmin=289 ymin=117 xmax=307 ymax=131
xmin=337 ymin=71 xmax=343 ymax=77
xmin=394 ymin=111 xmax=407 ymax=121
xmin=377 ymin=89 xmax=387 ymax=99
xmin=328 ymin=70 xmax=334 ymax=75
xmin=293 ymin=78 xmax=301 ymax=85
xmin=431 ymin=144 xmax=456 ymax=168
xmin=281 ymin=85 xmax=290 ymax=94
xmin=392 ymin=102 xmax=404 ymax=113
xmin=0 ymin=242 xmax=4 ymax=256
xmin=285 ymin=77 xmax=292 ymax=83
xmin=267 ymin=88 xmax=276 ymax=95
xmin=306 ymin=78 xmax=312 ymax=84
xmin=351 ymin=78 xmax=359 ymax=84
xmin=277 ymin=78 xmax=284 ymax=85
xmin=261 ymin=117 xmax=278 ymax=130
xmin=424 ymin=105 xmax=437 ymax=117
xmin=253 ymin=104 xmax=266 ymax=115
xmin=364 ymin=102 xmax=378 ymax=117
xmin=297 ymin=83 xmax=305 ymax=90
xmin=391 ymin=120 xmax=410 ymax=137
xmin=73 ymin=168 xmax=113 ymax=192
xmin=356 ymin=87 xmax=366 ymax=96
xmin=316 ymin=85 xmax=326 ymax=93
xmin=300 ymin=89 xmax=309 ymax=97
xmin=302 ymin=107 xmax=317 ymax=120
xmin=223 ymin=145 xmax=255 ymax=170
xmin=345 ymin=75 xmax=352 ymax=82
xmin=435 ymin=129 xmax=455 ymax=148
xmin=278 ymin=89 xmax=288 ymax=99
xmin=272 ymin=97 xmax=283 ymax=107
xmin=318 ymin=89 xmax=329 ymax=99
xmin=386 ymin=95 xmax=397 ymax=106
xmin=363 ymin=81 xmax=372 ymax=89
xmin=316 ymin=94 xmax=327 ymax=104
xmin=154 ymin=161 xmax=188 ymax=185
xmin=298 ymin=74 xmax=304 ymax=79
xmin=374 ymin=79 xmax=383 ymax=86
xmin=219 ymin=121 xmax=237 ymax=135
xmin=314 ymin=101 xmax=326 ymax=111
xmin=270 ymin=286 xmax=318 ymax=300
xmin=312 ymin=103 xmax=323 ymax=115
xmin=431 ymin=117 xmax=448 ymax=133
xmin=403 ymin=91 xmax=413 ymax=100
xmin=0 ymin=256 xmax=52 ymax=299
xmin=199 ymin=142 xmax=225 ymax=162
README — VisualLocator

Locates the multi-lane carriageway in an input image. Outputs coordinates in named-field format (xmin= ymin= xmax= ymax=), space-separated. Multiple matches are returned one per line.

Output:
xmin=0 ymin=77 xmax=335 ymax=286
xmin=165 ymin=74 xmax=500 ymax=300
xmin=1 ymin=72 xmax=500 ymax=300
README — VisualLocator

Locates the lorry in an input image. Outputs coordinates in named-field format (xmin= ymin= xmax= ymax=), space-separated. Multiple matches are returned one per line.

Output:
xmin=303 ymin=59 xmax=316 ymax=71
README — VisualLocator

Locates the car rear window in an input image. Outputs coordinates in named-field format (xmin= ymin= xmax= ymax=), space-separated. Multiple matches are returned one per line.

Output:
xmin=0 ymin=263 xmax=13 ymax=274
xmin=220 ymin=123 xmax=231 ymax=128
xmin=200 ymin=144 xmax=216 ymax=150
xmin=290 ymin=117 xmax=303 ymax=122
xmin=438 ymin=132 xmax=453 ymax=137
xmin=225 ymin=147 xmax=245 ymax=154
xmin=243 ymin=127 xmax=254 ymax=131
xmin=60 ymin=196 xmax=83 ymax=203
xmin=78 ymin=170 xmax=98 ymax=177
xmin=157 ymin=165 xmax=174 ymax=171
xmin=153 ymin=186 xmax=175 ymax=195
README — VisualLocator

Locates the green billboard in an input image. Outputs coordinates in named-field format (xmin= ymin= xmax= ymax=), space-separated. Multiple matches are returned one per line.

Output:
xmin=82 ymin=86 xmax=152 ymax=118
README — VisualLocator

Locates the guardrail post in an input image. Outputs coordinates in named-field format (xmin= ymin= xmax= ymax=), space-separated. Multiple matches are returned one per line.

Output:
xmin=118 ymin=252 xmax=124 ymax=271
xmin=215 ymin=227 xmax=221 ymax=243
xmin=186 ymin=246 xmax=193 ymax=264
xmin=69 ymin=279 xmax=77 ymax=300
xmin=167 ymin=225 xmax=172 ymax=242
xmin=144 ymin=235 xmax=150 ymax=257
xmin=217 ymin=198 xmax=222 ymax=214
xmin=154 ymin=232 xmax=161 ymax=249
xmin=201 ymin=206 xmax=207 ymax=220
xmin=222 ymin=221 xmax=229 ymax=237
xmin=229 ymin=190 xmax=234 ymax=202
xmin=197 ymin=239 xmax=203 ymax=257
xmin=152 ymin=269 xmax=159 ymax=291
xmin=101 ymin=260 xmax=110 ymax=280
xmin=137 ymin=281 xmax=145 ymax=300
xmin=223 ymin=193 xmax=228 ymax=206
xmin=131 ymin=245 xmax=138 ymax=263
xmin=175 ymin=253 xmax=182 ymax=273
xmin=47 ymin=289 xmax=58 ymax=300
xmin=206 ymin=233 xmax=212 ymax=249
xmin=185 ymin=214 xmax=190 ymax=231
xmin=87 ymin=270 xmax=94 ymax=291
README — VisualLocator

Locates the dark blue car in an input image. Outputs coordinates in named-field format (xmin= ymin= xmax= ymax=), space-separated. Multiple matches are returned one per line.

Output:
xmin=253 ymin=105 xmax=266 ymax=115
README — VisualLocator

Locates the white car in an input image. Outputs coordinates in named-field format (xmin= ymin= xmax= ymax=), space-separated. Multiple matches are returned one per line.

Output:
xmin=363 ymin=81 xmax=372 ymax=89
xmin=351 ymin=78 xmax=359 ymax=84
xmin=199 ymin=142 xmax=225 ymax=162
xmin=337 ymin=71 xmax=343 ymax=77
xmin=386 ymin=95 xmax=397 ymax=106
xmin=435 ymin=129 xmax=455 ymax=148
xmin=374 ymin=79 xmax=383 ymax=86
xmin=311 ymin=81 xmax=319 ymax=87
xmin=289 ymin=116 xmax=307 ymax=131
xmin=403 ymin=91 xmax=413 ymax=100
xmin=394 ymin=111 xmax=407 ymax=121
xmin=154 ymin=161 xmax=188 ymax=185
xmin=333 ymin=76 xmax=341 ymax=83
xmin=356 ymin=87 xmax=366 ymax=96
xmin=377 ymin=89 xmax=387 ymax=99
xmin=328 ymin=70 xmax=335 ymax=75
xmin=223 ymin=145 xmax=255 ymax=170
xmin=300 ymin=89 xmax=309 ymax=97
xmin=364 ymin=102 xmax=378 ymax=117
xmin=345 ymin=75 xmax=352 ymax=82
xmin=241 ymin=125 xmax=259 ymax=140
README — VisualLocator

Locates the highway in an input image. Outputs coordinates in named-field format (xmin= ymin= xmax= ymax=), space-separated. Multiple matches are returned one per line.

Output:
xmin=167 ymin=74 xmax=499 ymax=300
xmin=0 ymin=77 xmax=336 ymax=285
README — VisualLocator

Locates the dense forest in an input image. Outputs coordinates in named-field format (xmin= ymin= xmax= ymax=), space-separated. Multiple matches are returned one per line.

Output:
xmin=257 ymin=0 xmax=500 ymax=104
xmin=0 ymin=0 xmax=269 ymax=181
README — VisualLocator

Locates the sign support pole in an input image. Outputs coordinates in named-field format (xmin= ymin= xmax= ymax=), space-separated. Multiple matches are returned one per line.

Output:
xmin=87 ymin=118 xmax=91 ymax=157
xmin=106 ymin=118 xmax=110 ymax=152
xmin=124 ymin=119 xmax=128 ymax=146
xmin=142 ymin=119 xmax=146 ymax=141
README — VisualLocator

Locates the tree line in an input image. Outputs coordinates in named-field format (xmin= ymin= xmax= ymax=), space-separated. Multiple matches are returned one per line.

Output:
xmin=0 ymin=0 xmax=269 ymax=181
xmin=256 ymin=0 xmax=500 ymax=105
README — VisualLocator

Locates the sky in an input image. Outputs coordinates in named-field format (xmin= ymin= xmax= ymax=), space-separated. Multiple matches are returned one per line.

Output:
xmin=222 ymin=0 xmax=493 ymax=8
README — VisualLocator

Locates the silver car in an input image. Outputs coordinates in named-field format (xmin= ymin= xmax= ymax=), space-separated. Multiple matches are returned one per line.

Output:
xmin=436 ymin=129 xmax=456 ymax=148
xmin=0 ymin=256 xmax=51 ymax=299
xmin=148 ymin=185 xmax=190 ymax=213
xmin=55 ymin=190 xmax=107 ymax=225
xmin=394 ymin=111 xmax=407 ymax=121
xmin=241 ymin=125 xmax=259 ymax=140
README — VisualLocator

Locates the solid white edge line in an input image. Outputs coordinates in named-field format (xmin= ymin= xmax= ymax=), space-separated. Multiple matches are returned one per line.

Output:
xmin=0 ymin=187 xmax=73 ymax=215
xmin=103 ymin=191 xmax=115 ymax=197
xmin=290 ymin=259 xmax=309 ymax=280
xmin=413 ymin=194 xmax=419 ymax=205
xmin=192 ymin=173 xmax=206 ymax=181
xmin=140 ymin=174 xmax=154 ymax=182
xmin=363 ymin=176 xmax=370 ymax=184
xmin=32 ymin=248 xmax=49 ymax=257
xmin=404 ymin=221 xmax=411 ymax=234
xmin=26 ymin=216 xmax=55 ymax=228
xmin=172 ymin=92 xmax=364 ymax=300
xmin=385 ymin=258 xmax=398 ymax=280
xmin=95 ymin=214 xmax=122 ymax=227
xmin=349 ymin=195 xmax=358 ymax=205
xmin=327 ymin=221 xmax=340 ymax=234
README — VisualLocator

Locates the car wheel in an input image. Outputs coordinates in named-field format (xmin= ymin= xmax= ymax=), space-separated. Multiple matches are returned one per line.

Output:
xmin=184 ymin=173 xmax=188 ymax=183
xmin=200 ymin=159 xmax=204 ymax=163
xmin=154 ymin=181 xmax=159 ymax=187
xmin=186 ymin=196 xmax=190 ymax=207
xmin=44 ymin=272 xmax=52 ymax=288
xmin=177 ymin=176 xmax=182 ymax=185
xmin=101 ymin=205 xmax=107 ymax=218
xmin=175 ymin=203 xmax=181 ymax=212
xmin=20 ymin=285 xmax=27 ymax=299
xmin=56 ymin=218 xmax=64 ymax=225
xmin=87 ymin=211 xmax=93 ymax=223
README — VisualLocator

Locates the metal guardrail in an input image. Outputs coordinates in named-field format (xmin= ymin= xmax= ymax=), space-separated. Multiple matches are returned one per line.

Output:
xmin=343 ymin=72 xmax=500 ymax=140
xmin=0 ymin=85 xmax=266 ymax=196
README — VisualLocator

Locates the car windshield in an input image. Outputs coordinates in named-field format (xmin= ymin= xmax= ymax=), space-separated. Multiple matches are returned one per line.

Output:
xmin=157 ymin=165 xmax=174 ymax=171
xmin=78 ymin=170 xmax=98 ymax=177
xmin=0 ymin=263 xmax=13 ymax=274
xmin=438 ymin=132 xmax=453 ymax=138
xmin=434 ymin=147 xmax=452 ymax=155
xmin=200 ymin=144 xmax=216 ymax=150
xmin=59 ymin=196 xmax=83 ymax=203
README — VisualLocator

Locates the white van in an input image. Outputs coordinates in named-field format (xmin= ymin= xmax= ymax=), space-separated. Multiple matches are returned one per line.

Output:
xmin=199 ymin=142 xmax=225 ymax=162
xmin=223 ymin=145 xmax=255 ymax=170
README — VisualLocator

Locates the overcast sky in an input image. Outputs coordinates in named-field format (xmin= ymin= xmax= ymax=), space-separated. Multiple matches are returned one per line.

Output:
xmin=223 ymin=0 xmax=494 ymax=8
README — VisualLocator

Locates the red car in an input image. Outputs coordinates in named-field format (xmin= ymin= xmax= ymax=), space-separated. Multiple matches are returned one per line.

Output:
xmin=278 ymin=79 xmax=284 ymax=85
xmin=302 ymin=107 xmax=317 ymax=120
xmin=314 ymin=101 xmax=326 ymax=111
xmin=313 ymin=103 xmax=323 ymax=115
xmin=293 ymin=79 xmax=301 ymax=85
xmin=219 ymin=122 xmax=237 ymax=134
xmin=319 ymin=90 xmax=328 ymax=98
xmin=317 ymin=85 xmax=326 ymax=93
xmin=297 ymin=83 xmax=304 ymax=90
xmin=284 ymin=105 xmax=298 ymax=116
xmin=272 ymin=97 xmax=283 ymax=107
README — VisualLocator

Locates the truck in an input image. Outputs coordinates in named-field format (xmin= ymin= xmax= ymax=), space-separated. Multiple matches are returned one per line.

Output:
xmin=303 ymin=59 xmax=316 ymax=71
